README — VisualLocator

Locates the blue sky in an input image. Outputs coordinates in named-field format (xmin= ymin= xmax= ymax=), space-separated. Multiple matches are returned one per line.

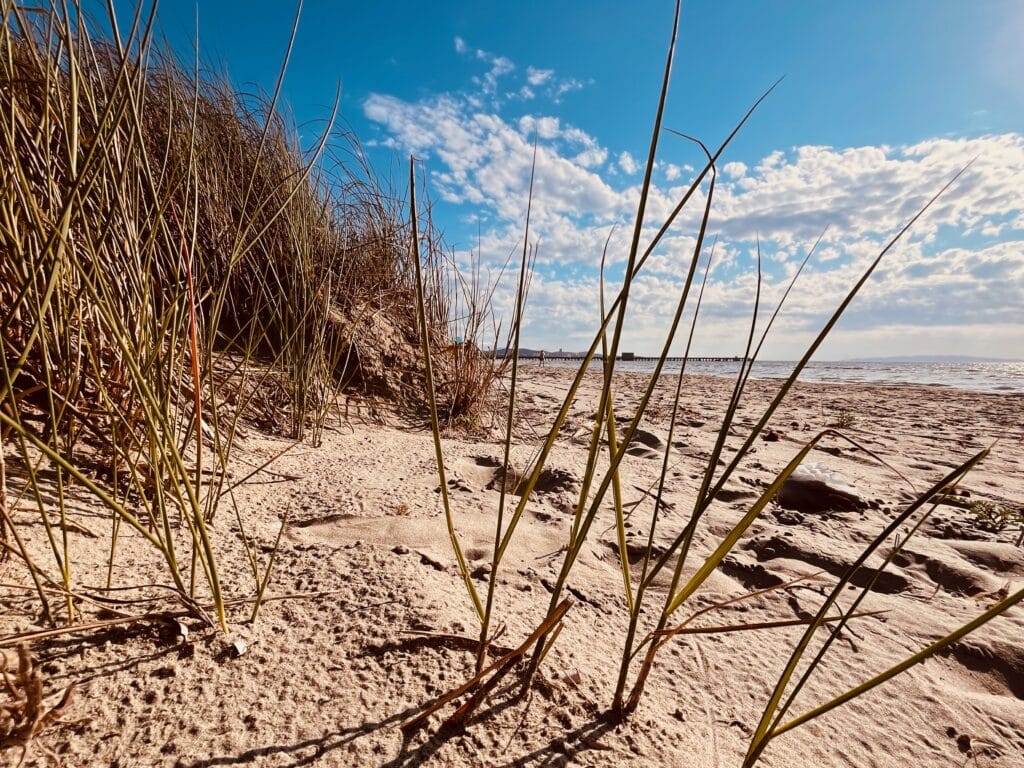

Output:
xmin=123 ymin=1 xmax=1023 ymax=359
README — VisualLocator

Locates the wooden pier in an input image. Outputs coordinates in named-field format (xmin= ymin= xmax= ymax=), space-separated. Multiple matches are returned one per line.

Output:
xmin=519 ymin=354 xmax=745 ymax=363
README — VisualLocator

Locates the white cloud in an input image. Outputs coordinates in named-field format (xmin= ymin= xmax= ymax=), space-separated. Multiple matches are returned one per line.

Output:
xmin=364 ymin=93 xmax=628 ymax=232
xmin=618 ymin=151 xmax=639 ymax=175
xmin=527 ymin=66 xmax=554 ymax=86
xmin=450 ymin=40 xmax=588 ymax=108
xmin=723 ymin=161 xmax=747 ymax=179
xmin=574 ymin=147 xmax=608 ymax=168
xmin=518 ymin=115 xmax=560 ymax=140
xmin=482 ymin=55 xmax=514 ymax=95
xmin=551 ymin=78 xmax=585 ymax=102
xmin=364 ymin=87 xmax=1024 ymax=357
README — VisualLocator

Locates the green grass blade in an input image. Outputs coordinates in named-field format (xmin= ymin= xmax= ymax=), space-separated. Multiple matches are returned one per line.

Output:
xmin=745 ymin=445 xmax=991 ymax=764
xmin=409 ymin=157 xmax=483 ymax=622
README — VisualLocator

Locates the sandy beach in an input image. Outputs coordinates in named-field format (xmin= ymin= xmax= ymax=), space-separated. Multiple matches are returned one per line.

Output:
xmin=2 ymin=366 xmax=1022 ymax=767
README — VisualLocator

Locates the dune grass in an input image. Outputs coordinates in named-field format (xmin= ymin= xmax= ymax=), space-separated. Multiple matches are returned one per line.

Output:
xmin=410 ymin=0 xmax=1024 ymax=761
xmin=3 ymin=1 xmax=1021 ymax=764
xmin=0 ymin=1 xmax=462 ymax=633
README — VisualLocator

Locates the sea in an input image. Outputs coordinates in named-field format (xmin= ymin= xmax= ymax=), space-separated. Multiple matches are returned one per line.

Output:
xmin=545 ymin=358 xmax=1024 ymax=395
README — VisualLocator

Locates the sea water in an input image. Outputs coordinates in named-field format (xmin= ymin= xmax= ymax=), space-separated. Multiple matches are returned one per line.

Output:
xmin=546 ymin=358 xmax=1024 ymax=395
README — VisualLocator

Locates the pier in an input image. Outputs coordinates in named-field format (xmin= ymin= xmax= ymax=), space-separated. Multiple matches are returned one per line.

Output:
xmin=512 ymin=354 xmax=746 ymax=363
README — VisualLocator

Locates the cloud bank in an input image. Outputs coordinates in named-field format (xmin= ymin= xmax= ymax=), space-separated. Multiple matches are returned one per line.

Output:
xmin=363 ymin=45 xmax=1024 ymax=360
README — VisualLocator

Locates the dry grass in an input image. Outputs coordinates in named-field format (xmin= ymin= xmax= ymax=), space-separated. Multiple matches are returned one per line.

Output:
xmin=0 ymin=1 xmax=491 ymax=633
xmin=1 ymin=645 xmax=74 ymax=765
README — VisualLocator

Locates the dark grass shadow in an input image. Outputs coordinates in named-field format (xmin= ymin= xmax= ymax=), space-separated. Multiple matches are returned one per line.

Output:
xmin=30 ymin=622 xmax=198 ymax=687
xmin=364 ymin=633 xmax=513 ymax=659
xmin=184 ymin=637 xmax=492 ymax=768
xmin=185 ymin=653 xmax=600 ymax=768
xmin=378 ymin=662 xmax=615 ymax=768
xmin=492 ymin=713 xmax=621 ymax=768
xmin=183 ymin=703 xmax=422 ymax=768
xmin=27 ymin=622 xmax=623 ymax=768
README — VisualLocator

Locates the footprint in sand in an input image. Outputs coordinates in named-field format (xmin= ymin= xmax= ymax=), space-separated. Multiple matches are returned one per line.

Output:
xmin=465 ymin=457 xmax=580 ymax=499
xmin=444 ymin=477 xmax=473 ymax=493
xmin=987 ymin=715 xmax=1024 ymax=754
xmin=945 ymin=540 xmax=1024 ymax=575
xmin=937 ymin=638 xmax=1024 ymax=700
xmin=890 ymin=546 xmax=1005 ymax=596
xmin=744 ymin=532 xmax=914 ymax=594
xmin=446 ymin=456 xmax=503 ymax=492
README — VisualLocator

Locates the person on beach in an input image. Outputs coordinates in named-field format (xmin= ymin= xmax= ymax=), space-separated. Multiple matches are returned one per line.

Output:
xmin=538 ymin=350 xmax=545 ymax=366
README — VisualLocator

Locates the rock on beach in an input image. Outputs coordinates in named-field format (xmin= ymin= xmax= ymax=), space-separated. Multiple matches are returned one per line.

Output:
xmin=777 ymin=461 xmax=866 ymax=513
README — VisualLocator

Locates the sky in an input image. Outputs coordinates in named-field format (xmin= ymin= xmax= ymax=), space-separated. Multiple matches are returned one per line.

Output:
xmin=114 ymin=1 xmax=1023 ymax=360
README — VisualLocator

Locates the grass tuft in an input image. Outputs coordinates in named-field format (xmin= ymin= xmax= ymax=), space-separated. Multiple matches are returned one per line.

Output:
xmin=411 ymin=3 xmax=1021 ymax=763
xmin=1 ymin=2 xmax=469 ymax=632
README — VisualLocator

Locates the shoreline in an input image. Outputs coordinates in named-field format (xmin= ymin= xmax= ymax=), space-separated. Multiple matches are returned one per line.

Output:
xmin=536 ymin=357 xmax=1024 ymax=396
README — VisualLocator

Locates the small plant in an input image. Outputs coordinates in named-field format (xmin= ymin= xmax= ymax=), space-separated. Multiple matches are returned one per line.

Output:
xmin=969 ymin=499 xmax=1021 ymax=533
xmin=829 ymin=409 xmax=857 ymax=429
xmin=0 ymin=645 xmax=75 ymax=763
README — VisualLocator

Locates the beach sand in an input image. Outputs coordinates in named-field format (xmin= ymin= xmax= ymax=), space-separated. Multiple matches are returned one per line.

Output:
xmin=2 ymin=367 xmax=1023 ymax=767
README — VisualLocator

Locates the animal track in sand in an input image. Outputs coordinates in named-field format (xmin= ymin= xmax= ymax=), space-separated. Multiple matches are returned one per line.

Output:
xmin=719 ymin=551 xmax=787 ymax=589
xmin=987 ymin=715 xmax=1024 ymax=754
xmin=604 ymin=537 xmax=668 ymax=566
xmin=623 ymin=428 xmax=671 ymax=459
xmin=519 ymin=466 xmax=580 ymax=495
xmin=463 ymin=457 xmax=580 ymax=499
xmin=713 ymin=487 xmax=758 ymax=503
xmin=946 ymin=541 xmax=1024 ymax=576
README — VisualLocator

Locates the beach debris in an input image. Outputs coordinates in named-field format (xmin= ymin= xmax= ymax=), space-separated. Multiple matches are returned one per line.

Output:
xmin=174 ymin=620 xmax=190 ymax=642
xmin=232 ymin=638 xmax=249 ymax=657
xmin=776 ymin=461 xmax=866 ymax=513
xmin=216 ymin=634 xmax=250 ymax=660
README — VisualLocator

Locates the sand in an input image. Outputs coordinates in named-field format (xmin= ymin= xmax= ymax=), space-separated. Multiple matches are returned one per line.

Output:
xmin=2 ymin=366 xmax=1023 ymax=767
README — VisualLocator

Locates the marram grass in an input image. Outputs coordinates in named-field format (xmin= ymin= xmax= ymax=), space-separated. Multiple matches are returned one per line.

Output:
xmin=0 ymin=1 xmax=457 ymax=632
xmin=411 ymin=2 xmax=1021 ymax=764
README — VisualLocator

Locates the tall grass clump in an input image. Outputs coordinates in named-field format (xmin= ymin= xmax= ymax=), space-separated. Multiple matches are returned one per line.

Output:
xmin=410 ymin=0 xmax=1024 ymax=759
xmin=0 ymin=2 xmax=462 ymax=632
